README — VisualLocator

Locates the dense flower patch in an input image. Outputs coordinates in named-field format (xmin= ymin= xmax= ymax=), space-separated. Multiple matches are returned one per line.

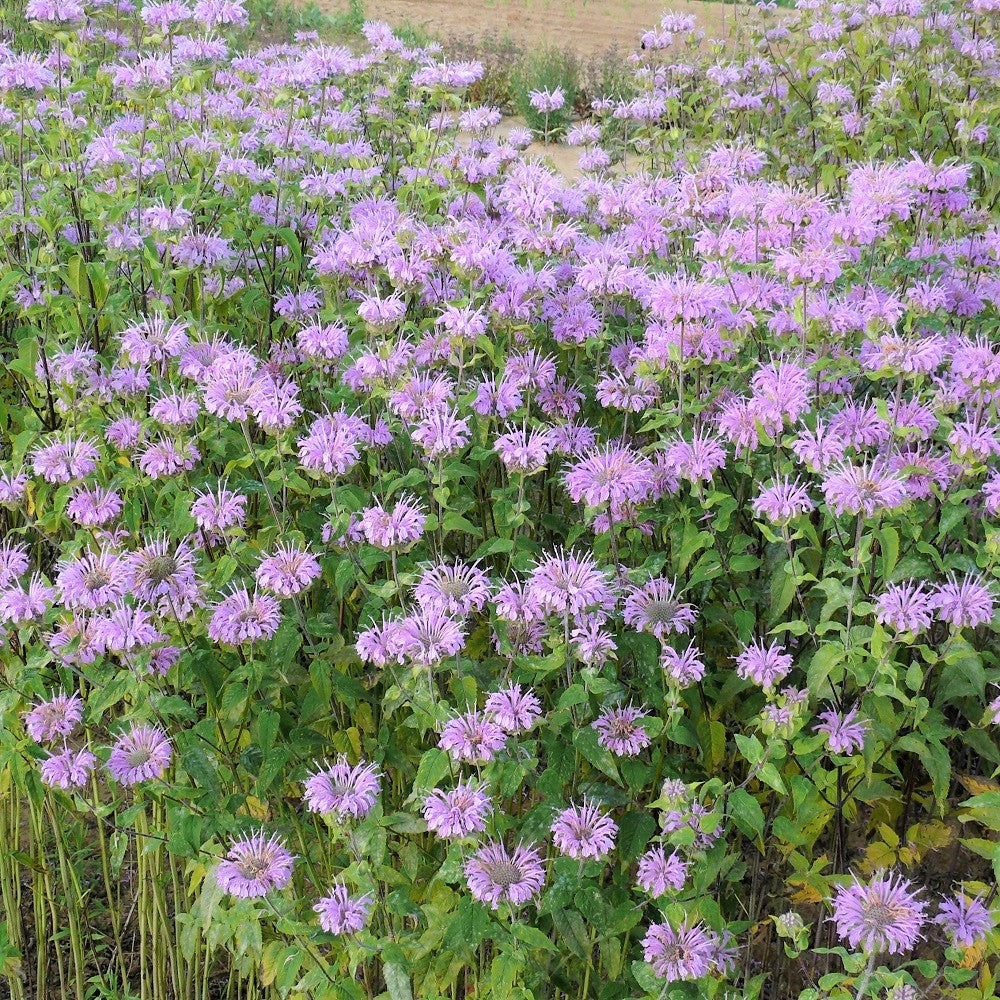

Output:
xmin=1 ymin=1 xmax=999 ymax=998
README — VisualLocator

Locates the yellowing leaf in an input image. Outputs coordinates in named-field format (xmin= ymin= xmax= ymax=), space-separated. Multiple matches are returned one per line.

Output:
xmin=960 ymin=942 xmax=985 ymax=970
xmin=904 ymin=820 xmax=953 ymax=861
xmin=956 ymin=773 xmax=1000 ymax=797
xmin=244 ymin=796 xmax=270 ymax=820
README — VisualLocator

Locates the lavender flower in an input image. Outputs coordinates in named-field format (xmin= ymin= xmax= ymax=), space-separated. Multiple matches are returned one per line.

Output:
xmin=0 ymin=543 xmax=28 ymax=588
xmin=736 ymin=639 xmax=793 ymax=689
xmin=191 ymin=484 xmax=247 ymax=534
xmin=624 ymin=578 xmax=697 ymax=639
xmin=361 ymin=494 xmax=426 ymax=550
xmin=753 ymin=477 xmax=815 ymax=524
xmin=822 ymin=461 xmax=908 ymax=518
xmin=637 ymin=846 xmax=688 ymax=896
xmin=423 ymin=783 xmax=492 ymax=838
xmin=390 ymin=609 xmax=466 ymax=666
xmin=642 ymin=920 xmax=717 ymax=982
xmin=414 ymin=562 xmax=491 ymax=617
xmin=57 ymin=550 xmax=128 ymax=611
xmin=439 ymin=710 xmax=507 ymax=764
xmin=464 ymin=841 xmax=545 ymax=910
xmin=564 ymin=445 xmax=654 ymax=509
xmin=930 ymin=573 xmax=994 ymax=629
xmin=816 ymin=707 xmax=868 ymax=755
xmin=216 ymin=831 xmax=294 ymax=898
xmin=256 ymin=544 xmax=321 ymax=597
xmin=484 ymin=684 xmax=542 ymax=733
xmin=411 ymin=407 xmax=470 ymax=458
xmin=208 ymin=587 xmax=282 ymax=644
xmin=874 ymin=581 xmax=935 ymax=634
xmin=660 ymin=645 xmax=706 ymax=687
xmin=302 ymin=757 xmax=380 ymax=820
xmin=831 ymin=870 xmax=926 ymax=954
xmin=550 ymin=800 xmax=617 ymax=860
xmin=67 ymin=486 xmax=123 ymax=527
xmin=0 ymin=575 xmax=55 ymax=625
xmin=24 ymin=692 xmax=83 ymax=743
xmin=106 ymin=725 xmax=173 ymax=785
xmin=936 ymin=892 xmax=993 ymax=948
xmin=40 ymin=746 xmax=96 ymax=790
xmin=32 ymin=437 xmax=100 ymax=484
xmin=313 ymin=884 xmax=373 ymax=935
xmin=528 ymin=549 xmax=616 ymax=622
xmin=129 ymin=538 xmax=202 ymax=619
xmin=592 ymin=704 xmax=651 ymax=757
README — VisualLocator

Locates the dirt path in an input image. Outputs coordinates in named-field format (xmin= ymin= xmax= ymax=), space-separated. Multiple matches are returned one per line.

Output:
xmin=319 ymin=0 xmax=742 ymax=56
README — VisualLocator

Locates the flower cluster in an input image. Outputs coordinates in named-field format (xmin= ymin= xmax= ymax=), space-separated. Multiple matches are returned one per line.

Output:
xmin=2 ymin=0 xmax=999 ymax=997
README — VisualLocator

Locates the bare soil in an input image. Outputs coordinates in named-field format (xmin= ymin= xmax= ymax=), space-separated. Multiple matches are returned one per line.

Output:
xmin=318 ymin=0 xmax=746 ymax=56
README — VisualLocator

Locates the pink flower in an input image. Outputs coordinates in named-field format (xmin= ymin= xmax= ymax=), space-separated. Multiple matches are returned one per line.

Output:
xmin=464 ymin=841 xmax=545 ymax=910
xmin=551 ymin=800 xmax=617 ymax=860
xmin=313 ymin=884 xmax=373 ymax=935
xmin=592 ymin=704 xmax=651 ymax=757
xmin=735 ymin=638 xmax=793 ymax=689
xmin=831 ymin=870 xmax=926 ymax=955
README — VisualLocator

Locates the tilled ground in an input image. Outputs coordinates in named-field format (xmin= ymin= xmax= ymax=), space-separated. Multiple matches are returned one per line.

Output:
xmin=315 ymin=0 xmax=742 ymax=56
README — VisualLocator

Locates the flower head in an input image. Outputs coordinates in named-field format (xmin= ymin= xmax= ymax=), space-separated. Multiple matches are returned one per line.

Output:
xmin=40 ymin=746 xmax=96 ymax=790
xmin=439 ymin=710 xmax=507 ymax=764
xmin=822 ymin=461 xmax=908 ymax=518
xmin=528 ymin=549 xmax=616 ymax=623
xmin=414 ymin=562 xmax=491 ymax=617
xmin=816 ymin=707 xmax=868 ymax=755
xmin=217 ymin=831 xmax=294 ymax=898
xmin=592 ymin=704 xmax=651 ymax=757
xmin=931 ymin=574 xmax=994 ymax=629
xmin=484 ymin=684 xmax=542 ymax=733
xmin=191 ymin=484 xmax=247 ymax=534
xmin=129 ymin=538 xmax=202 ymax=619
xmin=624 ymin=578 xmax=697 ymax=639
xmin=874 ymin=581 xmax=935 ymax=634
xmin=753 ymin=477 xmax=815 ymax=524
xmin=564 ymin=445 xmax=654 ymax=509
xmin=551 ymin=800 xmax=617 ymax=860
xmin=936 ymin=892 xmax=993 ymax=948
xmin=24 ymin=692 xmax=83 ymax=743
xmin=313 ymin=884 xmax=373 ymax=935
xmin=303 ymin=757 xmax=380 ymax=820
xmin=637 ymin=846 xmax=688 ymax=896
xmin=464 ymin=841 xmax=545 ymax=910
xmin=390 ymin=609 xmax=466 ymax=666
xmin=106 ymin=725 xmax=173 ymax=785
xmin=831 ymin=870 xmax=926 ymax=954
xmin=660 ymin=645 xmax=706 ymax=687
xmin=423 ymin=782 xmax=492 ymax=838
xmin=361 ymin=494 xmax=426 ymax=550
xmin=736 ymin=638 xmax=793 ymax=689
xmin=208 ymin=588 xmax=282 ymax=644
xmin=642 ymin=920 xmax=718 ymax=982
xmin=256 ymin=543 xmax=321 ymax=597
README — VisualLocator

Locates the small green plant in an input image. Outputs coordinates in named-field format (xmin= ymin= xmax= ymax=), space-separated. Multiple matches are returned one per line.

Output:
xmin=444 ymin=32 xmax=525 ymax=112
xmin=512 ymin=45 xmax=580 ymax=142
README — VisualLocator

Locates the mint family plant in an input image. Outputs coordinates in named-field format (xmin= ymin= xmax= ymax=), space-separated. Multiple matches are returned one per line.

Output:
xmin=0 ymin=2 xmax=999 ymax=1000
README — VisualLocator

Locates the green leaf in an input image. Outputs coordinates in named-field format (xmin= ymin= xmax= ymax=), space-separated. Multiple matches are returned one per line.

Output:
xmin=807 ymin=643 xmax=842 ymax=696
xmin=617 ymin=811 xmax=657 ymax=863
xmin=182 ymin=746 xmax=221 ymax=800
xmin=412 ymin=748 xmax=451 ymax=795
xmin=256 ymin=709 xmax=279 ymax=751
xmin=511 ymin=923 xmax=558 ymax=953
xmin=383 ymin=963 xmax=413 ymax=1000
xmin=728 ymin=788 xmax=766 ymax=839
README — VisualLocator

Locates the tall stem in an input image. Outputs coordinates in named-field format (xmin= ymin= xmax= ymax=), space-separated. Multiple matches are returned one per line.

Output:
xmin=845 ymin=515 xmax=866 ymax=651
